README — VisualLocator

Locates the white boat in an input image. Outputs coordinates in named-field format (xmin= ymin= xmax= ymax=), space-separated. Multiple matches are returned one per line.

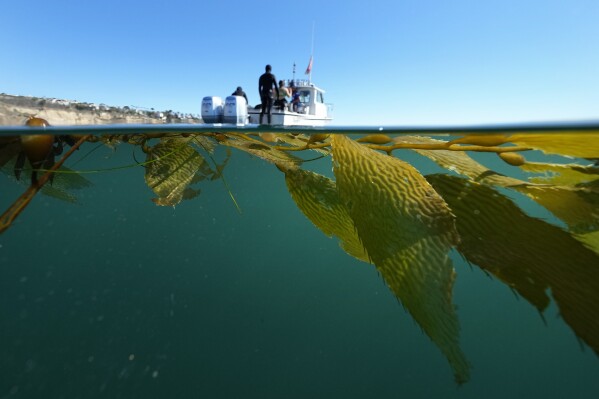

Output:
xmin=201 ymin=79 xmax=333 ymax=127
xmin=248 ymin=79 xmax=333 ymax=126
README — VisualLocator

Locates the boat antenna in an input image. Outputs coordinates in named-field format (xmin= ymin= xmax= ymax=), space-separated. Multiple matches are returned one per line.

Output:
xmin=292 ymin=62 xmax=296 ymax=83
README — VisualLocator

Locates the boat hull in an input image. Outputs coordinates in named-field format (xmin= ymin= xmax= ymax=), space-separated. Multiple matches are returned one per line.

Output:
xmin=247 ymin=109 xmax=332 ymax=126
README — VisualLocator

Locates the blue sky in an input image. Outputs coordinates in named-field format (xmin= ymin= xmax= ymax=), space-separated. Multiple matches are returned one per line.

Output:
xmin=1 ymin=0 xmax=598 ymax=125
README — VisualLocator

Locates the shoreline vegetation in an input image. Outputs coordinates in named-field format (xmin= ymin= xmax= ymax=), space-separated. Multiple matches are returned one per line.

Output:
xmin=0 ymin=93 xmax=203 ymax=126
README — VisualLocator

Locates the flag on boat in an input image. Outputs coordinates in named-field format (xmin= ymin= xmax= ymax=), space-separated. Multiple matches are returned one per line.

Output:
xmin=305 ymin=56 xmax=313 ymax=75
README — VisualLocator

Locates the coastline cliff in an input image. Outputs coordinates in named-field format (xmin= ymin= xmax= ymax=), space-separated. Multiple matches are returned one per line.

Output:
xmin=0 ymin=93 xmax=202 ymax=126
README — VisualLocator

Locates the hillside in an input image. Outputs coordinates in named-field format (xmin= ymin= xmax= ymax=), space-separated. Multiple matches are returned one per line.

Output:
xmin=0 ymin=93 xmax=202 ymax=126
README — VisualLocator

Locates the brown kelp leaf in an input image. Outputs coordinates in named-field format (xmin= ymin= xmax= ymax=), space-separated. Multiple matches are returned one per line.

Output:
xmin=515 ymin=185 xmax=599 ymax=234
xmin=428 ymin=174 xmax=599 ymax=357
xmin=182 ymin=187 xmax=201 ymax=201
xmin=507 ymin=132 xmax=599 ymax=158
xmin=521 ymin=162 xmax=599 ymax=186
xmin=428 ymin=174 xmax=551 ymax=310
xmin=377 ymin=237 xmax=469 ymax=384
xmin=219 ymin=134 xmax=303 ymax=170
xmin=39 ymin=185 xmax=78 ymax=203
xmin=514 ymin=185 xmax=599 ymax=255
xmin=333 ymin=135 xmax=458 ymax=252
xmin=400 ymin=136 xmax=599 ymax=252
xmin=575 ymin=231 xmax=599 ymax=255
xmin=40 ymin=166 xmax=93 ymax=203
xmin=0 ymin=140 xmax=21 ymax=168
xmin=283 ymin=168 xmax=369 ymax=262
xmin=190 ymin=134 xmax=218 ymax=154
xmin=144 ymin=138 xmax=206 ymax=206
xmin=51 ymin=166 xmax=93 ymax=190
xmin=2 ymin=160 xmax=92 ymax=203
xmin=331 ymin=135 xmax=469 ymax=384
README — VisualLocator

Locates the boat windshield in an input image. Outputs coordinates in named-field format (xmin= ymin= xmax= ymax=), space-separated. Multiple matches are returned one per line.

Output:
xmin=299 ymin=90 xmax=311 ymax=103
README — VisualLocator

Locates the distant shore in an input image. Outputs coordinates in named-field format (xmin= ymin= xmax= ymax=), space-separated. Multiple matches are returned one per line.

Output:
xmin=0 ymin=93 xmax=203 ymax=126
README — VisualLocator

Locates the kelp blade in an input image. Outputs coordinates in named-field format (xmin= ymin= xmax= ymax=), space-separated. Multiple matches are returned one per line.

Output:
xmin=283 ymin=168 xmax=369 ymax=262
xmin=218 ymin=133 xmax=303 ymax=170
xmin=428 ymin=174 xmax=599 ymax=357
xmin=144 ymin=138 xmax=207 ymax=206
xmin=399 ymin=136 xmax=599 ymax=253
xmin=521 ymin=162 xmax=599 ymax=186
xmin=507 ymin=133 xmax=599 ymax=158
xmin=330 ymin=135 xmax=470 ymax=384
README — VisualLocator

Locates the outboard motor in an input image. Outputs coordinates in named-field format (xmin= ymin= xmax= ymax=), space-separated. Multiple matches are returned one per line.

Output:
xmin=223 ymin=96 xmax=248 ymax=124
xmin=201 ymin=96 xmax=224 ymax=123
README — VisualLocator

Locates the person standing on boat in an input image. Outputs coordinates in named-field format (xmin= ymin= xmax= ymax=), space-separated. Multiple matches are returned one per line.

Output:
xmin=258 ymin=64 xmax=279 ymax=124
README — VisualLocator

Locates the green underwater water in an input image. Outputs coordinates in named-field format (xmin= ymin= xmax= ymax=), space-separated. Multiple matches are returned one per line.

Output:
xmin=1 ymin=126 xmax=599 ymax=398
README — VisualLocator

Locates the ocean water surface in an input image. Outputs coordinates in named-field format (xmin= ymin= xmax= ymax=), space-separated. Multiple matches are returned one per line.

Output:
xmin=1 ymin=125 xmax=599 ymax=398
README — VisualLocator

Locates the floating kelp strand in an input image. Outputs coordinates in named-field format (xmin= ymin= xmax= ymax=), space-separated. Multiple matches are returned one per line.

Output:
xmin=394 ymin=135 xmax=528 ymax=187
xmin=448 ymin=134 xmax=508 ymax=146
xmin=219 ymin=133 xmax=303 ymax=170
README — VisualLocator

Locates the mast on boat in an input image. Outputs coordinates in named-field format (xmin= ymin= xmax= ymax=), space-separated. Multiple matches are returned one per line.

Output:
xmin=292 ymin=62 xmax=296 ymax=83
xmin=305 ymin=21 xmax=315 ymax=84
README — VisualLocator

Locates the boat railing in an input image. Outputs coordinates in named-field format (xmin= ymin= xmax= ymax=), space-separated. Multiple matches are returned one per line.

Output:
xmin=286 ymin=79 xmax=312 ymax=88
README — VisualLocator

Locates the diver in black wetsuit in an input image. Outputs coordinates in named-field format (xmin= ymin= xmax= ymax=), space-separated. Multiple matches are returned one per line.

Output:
xmin=258 ymin=64 xmax=279 ymax=124
xmin=231 ymin=86 xmax=249 ymax=104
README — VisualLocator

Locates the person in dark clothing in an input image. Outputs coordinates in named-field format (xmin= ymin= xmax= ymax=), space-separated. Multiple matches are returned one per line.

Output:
xmin=291 ymin=87 xmax=301 ymax=112
xmin=231 ymin=86 xmax=249 ymax=104
xmin=258 ymin=64 xmax=279 ymax=124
